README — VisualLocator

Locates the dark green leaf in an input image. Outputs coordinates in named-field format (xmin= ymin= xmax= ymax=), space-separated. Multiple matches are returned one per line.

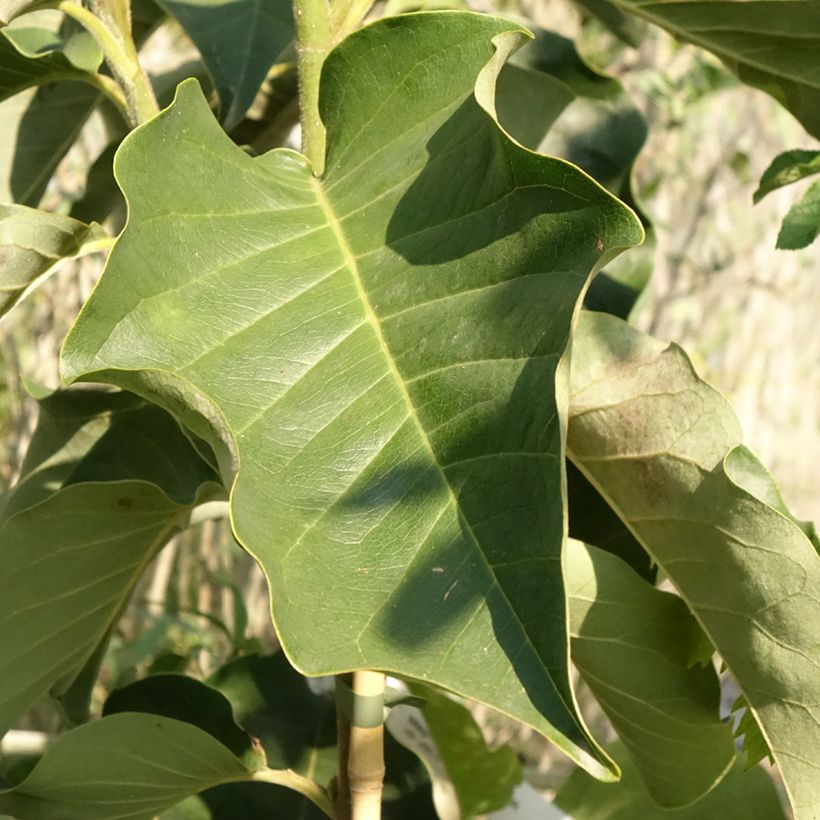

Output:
xmin=610 ymin=0 xmax=820 ymax=140
xmin=555 ymin=743 xmax=788 ymax=819
xmin=573 ymin=0 xmax=646 ymax=47
xmin=567 ymin=310 xmax=820 ymax=820
xmin=0 ymin=388 xmax=219 ymax=734
xmin=731 ymin=695 xmax=773 ymax=769
xmin=159 ymin=0 xmax=294 ymax=128
xmin=567 ymin=540 xmax=735 ymax=808
xmin=61 ymin=12 xmax=643 ymax=776
xmin=775 ymin=180 xmax=820 ymax=249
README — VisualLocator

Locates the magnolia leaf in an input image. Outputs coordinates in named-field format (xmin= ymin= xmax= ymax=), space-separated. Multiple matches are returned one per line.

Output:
xmin=0 ymin=675 xmax=331 ymax=819
xmin=754 ymin=149 xmax=820 ymax=202
xmin=611 ymin=0 xmax=820 ymax=140
xmin=0 ymin=27 xmax=103 ymax=100
xmin=205 ymin=652 xmax=435 ymax=818
xmin=775 ymin=180 xmax=820 ymax=249
xmin=555 ymin=743 xmax=788 ymax=820
xmin=0 ymin=203 xmax=109 ymax=317
xmin=159 ymin=0 xmax=294 ymax=129
xmin=567 ymin=540 xmax=735 ymax=807
xmin=0 ymin=388 xmax=219 ymax=735
xmin=406 ymin=682 xmax=522 ymax=818
xmin=61 ymin=11 xmax=643 ymax=777
xmin=567 ymin=310 xmax=820 ymax=820
xmin=496 ymin=27 xmax=652 ymax=319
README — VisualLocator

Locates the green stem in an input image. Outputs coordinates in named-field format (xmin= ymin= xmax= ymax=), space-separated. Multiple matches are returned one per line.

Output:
xmin=293 ymin=0 xmax=332 ymax=175
xmin=329 ymin=0 xmax=373 ymax=42
xmin=56 ymin=0 xmax=158 ymax=126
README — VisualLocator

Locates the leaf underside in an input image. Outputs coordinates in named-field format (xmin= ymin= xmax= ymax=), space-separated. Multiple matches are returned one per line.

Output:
xmin=61 ymin=12 xmax=642 ymax=776
xmin=567 ymin=310 xmax=820 ymax=819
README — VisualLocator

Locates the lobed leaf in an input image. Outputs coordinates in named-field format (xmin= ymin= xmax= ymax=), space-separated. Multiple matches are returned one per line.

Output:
xmin=567 ymin=539 xmax=735 ymax=808
xmin=610 ymin=0 xmax=820 ymax=140
xmin=61 ymin=11 xmax=643 ymax=777
xmin=0 ymin=203 xmax=109 ymax=317
xmin=567 ymin=310 xmax=820 ymax=820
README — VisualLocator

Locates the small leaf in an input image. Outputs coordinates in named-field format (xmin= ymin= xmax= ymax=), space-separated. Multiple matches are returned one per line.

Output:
xmin=567 ymin=310 xmax=820 ymax=820
xmin=611 ymin=0 xmax=820 ymax=140
xmin=753 ymin=149 xmax=820 ymax=202
xmin=0 ymin=203 xmax=109 ymax=317
xmin=61 ymin=12 xmax=643 ymax=778
xmin=554 ymin=743 xmax=788 ymax=820
xmin=159 ymin=0 xmax=294 ymax=129
xmin=731 ymin=695 xmax=773 ymax=768
xmin=775 ymin=180 xmax=820 ymax=249
xmin=567 ymin=540 xmax=735 ymax=808
xmin=407 ymin=682 xmax=522 ymax=818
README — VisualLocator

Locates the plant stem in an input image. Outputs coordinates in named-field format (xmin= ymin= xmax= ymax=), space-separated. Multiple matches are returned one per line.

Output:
xmin=347 ymin=671 xmax=385 ymax=820
xmin=336 ymin=675 xmax=353 ymax=820
xmin=56 ymin=0 xmax=158 ymax=126
xmin=252 ymin=767 xmax=334 ymax=817
xmin=329 ymin=0 xmax=373 ymax=42
xmin=293 ymin=0 xmax=332 ymax=175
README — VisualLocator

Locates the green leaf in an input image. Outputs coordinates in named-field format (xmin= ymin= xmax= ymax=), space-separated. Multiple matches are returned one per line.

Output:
xmin=555 ymin=743 xmax=788 ymax=820
xmin=567 ymin=310 xmax=820 ymax=820
xmin=0 ymin=82 xmax=102 ymax=206
xmin=0 ymin=203 xmax=109 ymax=317
xmin=159 ymin=0 xmax=294 ymax=129
xmin=731 ymin=694 xmax=773 ymax=768
xmin=496 ymin=27 xmax=653 ymax=319
xmin=753 ymin=149 xmax=820 ymax=202
xmin=206 ymin=652 xmax=435 ymax=818
xmin=0 ymin=27 xmax=102 ymax=100
xmin=407 ymin=682 xmax=522 ymax=818
xmin=775 ymin=180 xmax=820 ymax=249
xmin=610 ymin=0 xmax=820 ymax=140
xmin=61 ymin=11 xmax=643 ymax=777
xmin=0 ymin=388 xmax=219 ymax=735
xmin=0 ymin=713 xmax=258 ymax=818
xmin=567 ymin=540 xmax=735 ymax=808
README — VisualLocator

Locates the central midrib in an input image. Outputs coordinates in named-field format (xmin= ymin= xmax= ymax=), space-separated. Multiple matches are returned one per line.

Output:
xmin=309 ymin=174 xmax=577 ymax=723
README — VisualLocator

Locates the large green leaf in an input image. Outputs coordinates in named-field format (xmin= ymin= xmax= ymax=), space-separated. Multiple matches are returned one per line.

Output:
xmin=567 ymin=540 xmax=734 ymax=808
xmin=554 ymin=743 xmax=788 ymax=820
xmin=567 ymin=310 xmax=820 ymax=820
xmin=0 ymin=203 xmax=109 ymax=317
xmin=0 ymin=675 xmax=331 ymax=819
xmin=0 ymin=388 xmax=218 ymax=735
xmin=159 ymin=0 xmax=294 ymax=129
xmin=611 ymin=0 xmax=820 ymax=139
xmin=61 ymin=11 xmax=643 ymax=776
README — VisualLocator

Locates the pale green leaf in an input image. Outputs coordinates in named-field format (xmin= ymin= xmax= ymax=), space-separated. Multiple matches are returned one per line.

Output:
xmin=0 ymin=388 xmax=218 ymax=734
xmin=611 ymin=0 xmax=820 ymax=139
xmin=0 ymin=27 xmax=102 ymax=100
xmin=61 ymin=12 xmax=643 ymax=777
xmin=567 ymin=310 xmax=820 ymax=820
xmin=0 ymin=203 xmax=109 ymax=317
xmin=753 ymin=149 xmax=820 ymax=203
xmin=555 ymin=743 xmax=788 ymax=820
xmin=567 ymin=540 xmax=735 ymax=808
xmin=408 ymin=682 xmax=522 ymax=818
xmin=776 ymin=179 xmax=820 ymax=249
xmin=159 ymin=0 xmax=294 ymax=128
